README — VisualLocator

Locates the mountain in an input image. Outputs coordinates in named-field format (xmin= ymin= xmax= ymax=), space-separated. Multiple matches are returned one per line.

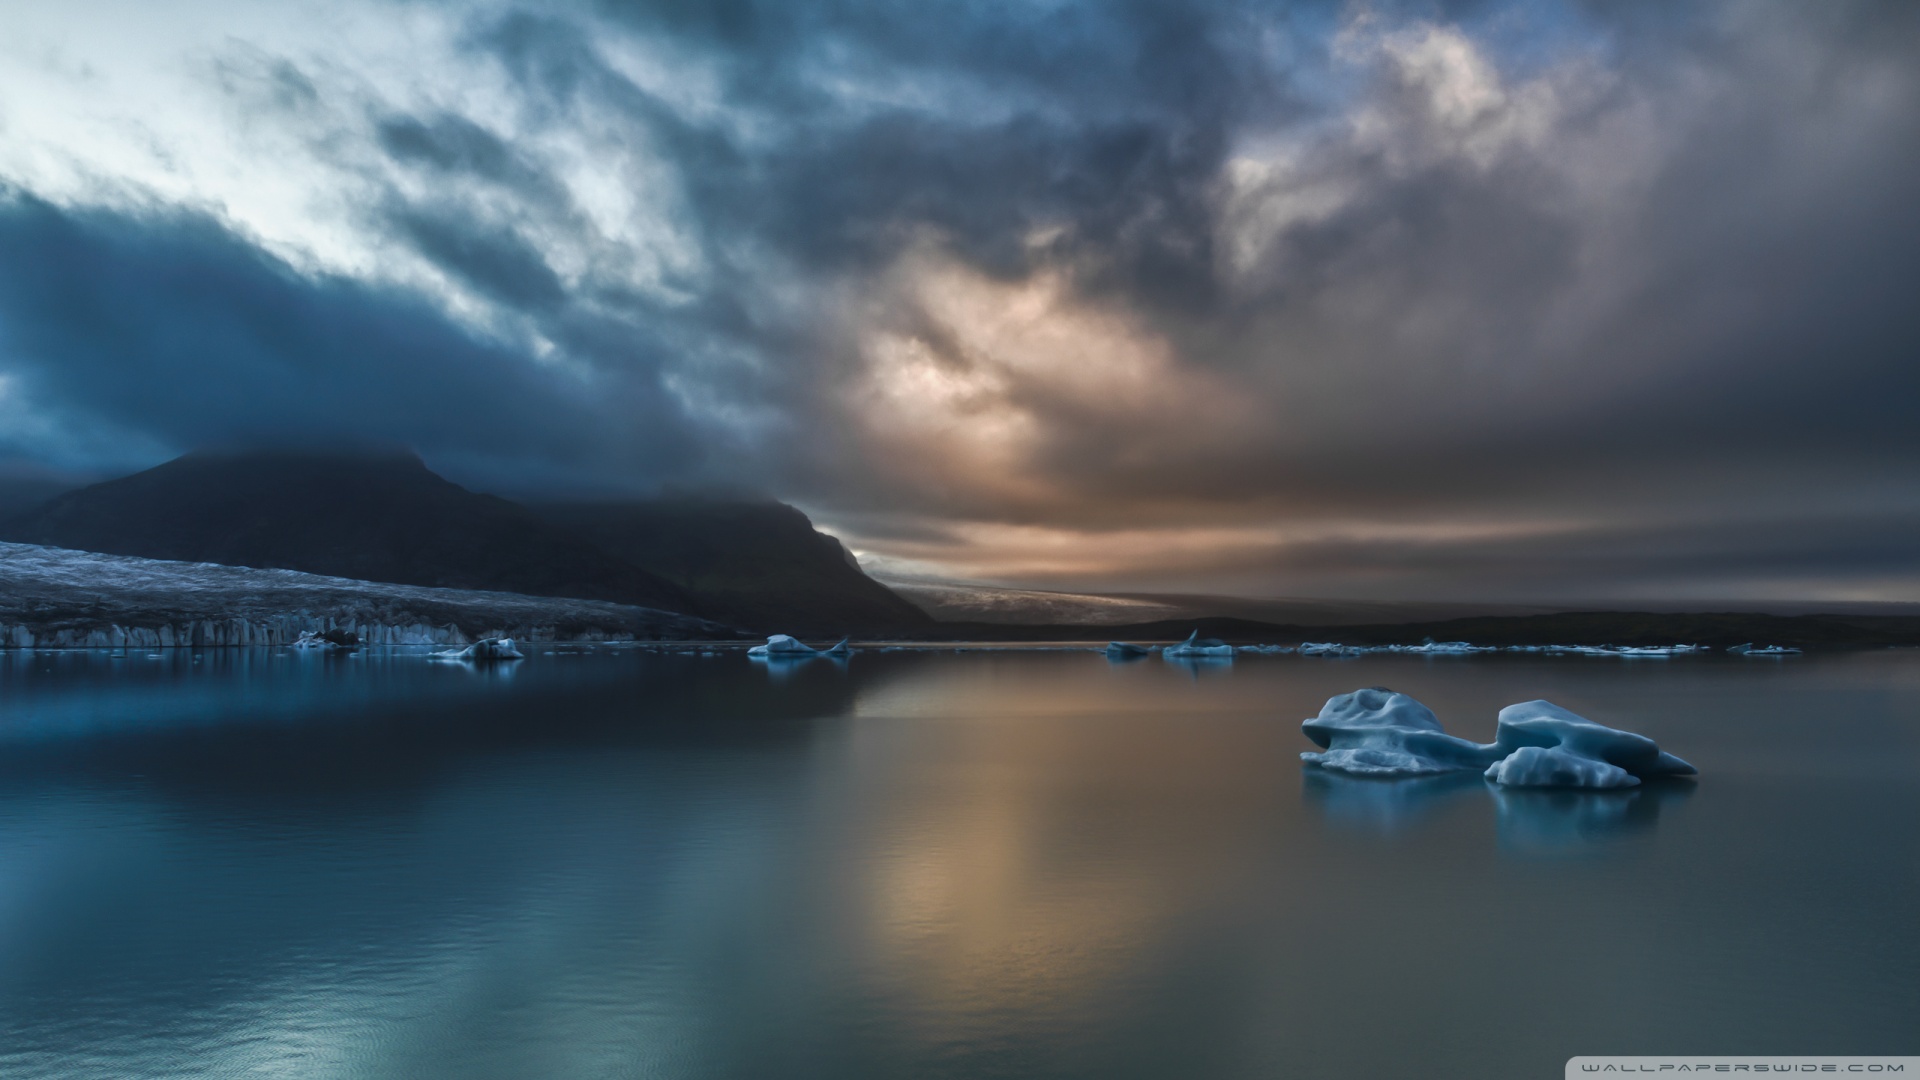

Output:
xmin=0 ymin=469 xmax=86 ymax=520
xmin=0 ymin=449 xmax=700 ymax=616
xmin=532 ymin=499 xmax=933 ymax=635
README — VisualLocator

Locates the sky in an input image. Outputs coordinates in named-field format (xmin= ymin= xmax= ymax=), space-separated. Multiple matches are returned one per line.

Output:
xmin=0 ymin=0 xmax=1917 ymax=604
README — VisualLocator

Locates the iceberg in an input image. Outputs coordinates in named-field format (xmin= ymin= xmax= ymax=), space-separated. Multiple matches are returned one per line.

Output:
xmin=1105 ymin=641 xmax=1152 ymax=659
xmin=1728 ymin=643 xmax=1801 ymax=656
xmin=747 ymin=635 xmax=850 ymax=659
xmin=1163 ymin=631 xmax=1234 ymax=658
xmin=1485 ymin=700 xmax=1696 ymax=786
xmin=1300 ymin=688 xmax=1504 ymax=776
xmin=1299 ymin=690 xmax=1696 ymax=788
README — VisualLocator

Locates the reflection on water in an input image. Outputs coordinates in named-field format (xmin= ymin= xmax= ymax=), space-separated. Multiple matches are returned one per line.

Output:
xmin=0 ymin=648 xmax=1915 ymax=1079
xmin=752 ymin=652 xmax=850 ymax=681
xmin=1490 ymin=780 xmax=1695 ymax=852
xmin=1301 ymin=768 xmax=1486 ymax=833
xmin=1302 ymin=767 xmax=1697 ymax=850
xmin=1162 ymin=654 xmax=1235 ymax=679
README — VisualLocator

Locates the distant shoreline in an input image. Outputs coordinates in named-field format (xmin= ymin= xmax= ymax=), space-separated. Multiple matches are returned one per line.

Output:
xmin=7 ymin=540 xmax=1918 ymax=650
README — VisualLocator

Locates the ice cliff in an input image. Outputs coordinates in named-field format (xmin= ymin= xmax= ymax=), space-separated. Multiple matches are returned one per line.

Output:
xmin=0 ymin=542 xmax=731 ymax=646
xmin=1301 ymin=688 xmax=1696 ymax=788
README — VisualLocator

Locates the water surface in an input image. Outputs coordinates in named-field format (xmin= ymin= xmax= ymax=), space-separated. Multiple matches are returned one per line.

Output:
xmin=0 ymin=647 xmax=1915 ymax=1078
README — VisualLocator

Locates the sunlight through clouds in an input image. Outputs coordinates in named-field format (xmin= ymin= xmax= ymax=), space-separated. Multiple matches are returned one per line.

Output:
xmin=1 ymin=0 xmax=1917 ymax=601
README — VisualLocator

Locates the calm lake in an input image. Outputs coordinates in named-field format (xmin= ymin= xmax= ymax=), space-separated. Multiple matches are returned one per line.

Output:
xmin=0 ymin=646 xmax=1915 ymax=1078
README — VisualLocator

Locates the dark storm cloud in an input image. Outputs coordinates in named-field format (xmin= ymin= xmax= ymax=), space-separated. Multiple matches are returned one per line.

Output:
xmin=0 ymin=189 xmax=707 ymax=480
xmin=388 ymin=204 xmax=569 ymax=311
xmin=3 ymin=0 xmax=1918 ymax=598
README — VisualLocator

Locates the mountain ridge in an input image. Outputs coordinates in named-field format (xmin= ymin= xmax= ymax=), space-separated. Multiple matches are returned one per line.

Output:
xmin=0 ymin=449 xmax=929 ymax=635
xmin=0 ymin=448 xmax=706 ymax=616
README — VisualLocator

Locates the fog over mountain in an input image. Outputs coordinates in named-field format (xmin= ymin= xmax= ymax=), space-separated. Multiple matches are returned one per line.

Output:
xmin=1 ymin=0 xmax=1916 ymax=603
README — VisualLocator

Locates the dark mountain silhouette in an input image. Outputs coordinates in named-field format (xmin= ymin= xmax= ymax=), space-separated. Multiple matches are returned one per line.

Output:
xmin=532 ymin=499 xmax=932 ymax=635
xmin=0 ymin=448 xmax=701 ymax=617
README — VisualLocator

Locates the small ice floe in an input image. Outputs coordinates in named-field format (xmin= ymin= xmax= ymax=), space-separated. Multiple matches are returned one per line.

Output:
xmin=1300 ymin=689 xmax=1696 ymax=789
xmin=1411 ymin=641 xmax=1484 ymax=655
xmin=1727 ymin=643 xmax=1801 ymax=656
xmin=1162 ymin=631 xmax=1234 ymax=658
xmin=747 ymin=635 xmax=851 ymax=659
xmin=1105 ymin=641 xmax=1152 ymax=659
xmin=1237 ymin=644 xmax=1294 ymax=654
xmin=291 ymin=629 xmax=356 ymax=650
xmin=1356 ymin=641 xmax=1492 ymax=655
xmin=455 ymin=638 xmax=524 ymax=661
xmin=1299 ymin=642 xmax=1366 ymax=657
xmin=1515 ymin=643 xmax=1703 ymax=657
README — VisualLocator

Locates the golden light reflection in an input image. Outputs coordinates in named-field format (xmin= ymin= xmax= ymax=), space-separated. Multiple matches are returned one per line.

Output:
xmin=837 ymin=668 xmax=1298 ymax=1032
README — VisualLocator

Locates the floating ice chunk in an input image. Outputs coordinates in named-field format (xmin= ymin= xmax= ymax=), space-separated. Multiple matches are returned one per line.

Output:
xmin=748 ymin=634 xmax=816 ymax=658
xmin=1106 ymin=641 xmax=1151 ymax=659
xmin=1490 ymin=700 xmax=1695 ymax=784
xmin=1163 ymin=631 xmax=1234 ymax=658
xmin=1484 ymin=745 xmax=1637 ymax=789
xmin=1729 ymin=643 xmax=1800 ymax=656
xmin=1300 ymin=642 xmax=1368 ymax=656
xmin=1300 ymin=690 xmax=1697 ymax=787
xmin=747 ymin=635 xmax=850 ymax=659
xmin=459 ymin=637 xmax=524 ymax=661
xmin=1299 ymin=688 xmax=1504 ymax=777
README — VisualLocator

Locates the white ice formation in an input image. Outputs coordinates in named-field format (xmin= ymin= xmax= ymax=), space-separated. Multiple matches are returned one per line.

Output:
xmin=457 ymin=637 xmax=524 ymax=661
xmin=1300 ymin=689 xmax=1696 ymax=788
xmin=1297 ymin=642 xmax=1709 ymax=657
xmin=747 ymin=635 xmax=850 ymax=659
xmin=1300 ymin=689 xmax=1503 ymax=776
xmin=1727 ymin=643 xmax=1802 ymax=656
xmin=1163 ymin=631 xmax=1235 ymax=658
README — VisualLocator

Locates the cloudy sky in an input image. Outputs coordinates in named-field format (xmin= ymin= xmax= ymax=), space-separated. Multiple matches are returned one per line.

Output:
xmin=1 ymin=0 xmax=1916 ymax=603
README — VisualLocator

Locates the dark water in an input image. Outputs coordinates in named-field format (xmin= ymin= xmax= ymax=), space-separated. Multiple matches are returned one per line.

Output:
xmin=0 ymin=646 xmax=1915 ymax=1079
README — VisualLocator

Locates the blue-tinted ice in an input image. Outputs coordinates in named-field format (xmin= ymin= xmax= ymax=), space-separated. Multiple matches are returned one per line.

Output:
xmin=1301 ymin=688 xmax=1696 ymax=788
